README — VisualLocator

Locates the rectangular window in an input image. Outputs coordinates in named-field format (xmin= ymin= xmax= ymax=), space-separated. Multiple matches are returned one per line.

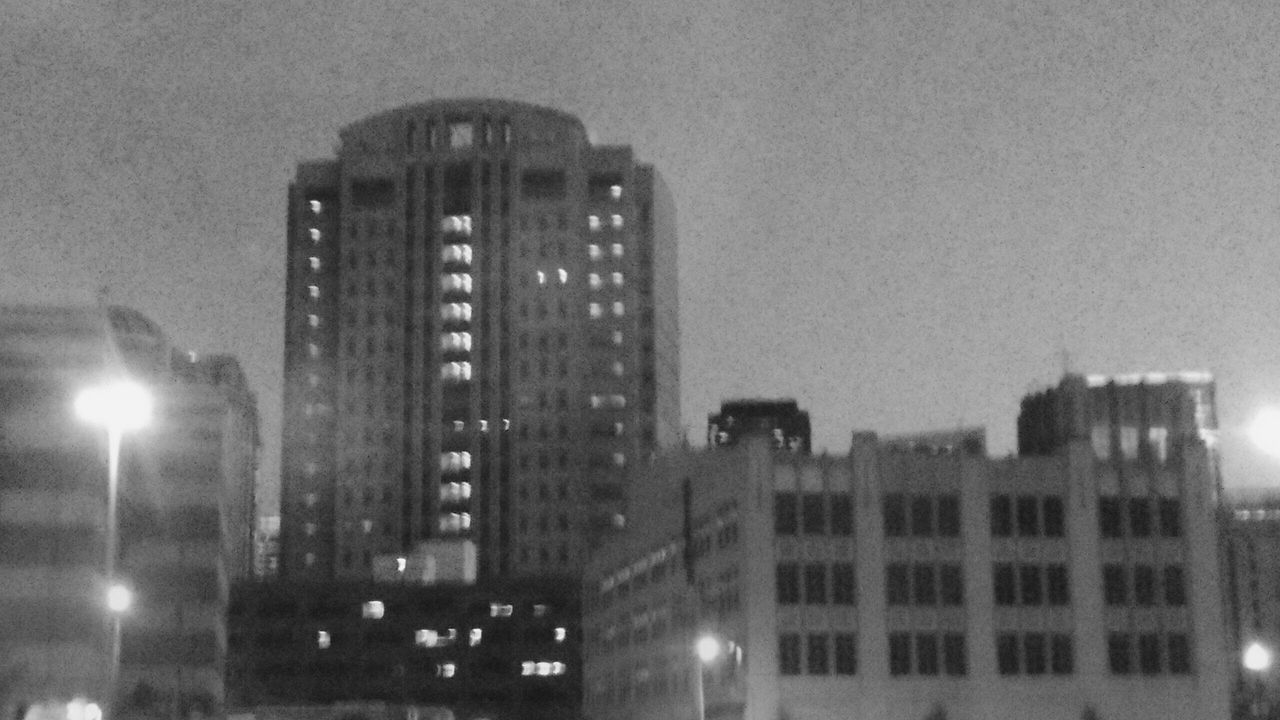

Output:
xmin=1159 ymin=499 xmax=1182 ymax=537
xmin=807 ymin=634 xmax=830 ymax=675
xmin=1103 ymin=564 xmax=1127 ymax=605
xmin=779 ymin=634 xmax=801 ymax=675
xmin=1129 ymin=498 xmax=1153 ymax=537
xmin=834 ymin=633 xmax=857 ymax=675
xmin=990 ymin=494 xmax=1013 ymax=537
xmin=775 ymin=493 xmax=798 ymax=535
xmin=1046 ymin=564 xmax=1070 ymax=605
xmin=996 ymin=633 xmax=1020 ymax=675
xmin=1138 ymin=633 xmax=1162 ymax=675
xmin=910 ymin=496 xmax=935 ymax=537
xmin=939 ymin=564 xmax=964 ymax=606
xmin=943 ymin=633 xmax=967 ymax=676
xmin=832 ymin=563 xmax=856 ymax=605
xmin=915 ymin=634 xmax=939 ymax=675
xmin=937 ymin=495 xmax=961 ymax=537
xmin=993 ymin=563 xmax=1016 ymax=605
xmin=1016 ymin=495 xmax=1040 ymax=536
xmin=1099 ymin=497 xmax=1123 ymax=538
xmin=1019 ymin=564 xmax=1043 ymax=605
xmin=1167 ymin=634 xmax=1192 ymax=674
xmin=888 ymin=633 xmax=912 ymax=676
xmin=802 ymin=494 xmax=825 ymax=535
xmin=913 ymin=564 xmax=937 ymax=605
xmin=1164 ymin=565 xmax=1187 ymax=606
xmin=1051 ymin=634 xmax=1074 ymax=674
xmin=1133 ymin=564 xmax=1156 ymax=606
xmin=886 ymin=564 xmax=910 ymax=605
xmin=1042 ymin=496 xmax=1065 ymax=537
xmin=1023 ymin=633 xmax=1047 ymax=675
xmin=1108 ymin=633 xmax=1132 ymax=674
xmin=883 ymin=494 xmax=907 ymax=537
xmin=776 ymin=563 xmax=800 ymax=604
xmin=804 ymin=563 xmax=827 ymax=605
xmin=830 ymin=495 xmax=854 ymax=535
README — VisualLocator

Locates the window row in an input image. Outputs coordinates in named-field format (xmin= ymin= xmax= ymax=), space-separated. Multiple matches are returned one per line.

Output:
xmin=990 ymin=494 xmax=1065 ymax=538
xmin=778 ymin=633 xmax=858 ymax=676
xmin=587 ymin=214 xmax=625 ymax=231
xmin=1108 ymin=632 xmax=1192 ymax=675
xmin=883 ymin=493 xmax=961 ymax=538
xmin=1099 ymin=497 xmax=1182 ymax=538
xmin=886 ymin=563 xmax=964 ymax=606
xmin=888 ymin=632 xmax=968 ymax=676
xmin=1102 ymin=563 xmax=1187 ymax=607
xmin=774 ymin=493 xmax=854 ymax=536
xmin=588 ymin=302 xmax=626 ymax=319
xmin=587 ymin=272 xmax=625 ymax=290
xmin=587 ymin=243 xmax=625 ymax=261
xmin=996 ymin=633 xmax=1074 ymax=675
xmin=776 ymin=562 xmax=857 ymax=605
xmin=993 ymin=563 xmax=1070 ymax=606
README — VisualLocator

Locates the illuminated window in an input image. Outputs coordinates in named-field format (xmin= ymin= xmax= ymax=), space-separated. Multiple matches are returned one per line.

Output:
xmin=317 ymin=630 xmax=331 ymax=649
xmin=612 ymin=330 xmax=623 ymax=345
xmin=304 ymin=493 xmax=317 ymax=507
xmin=1119 ymin=426 xmax=1139 ymax=460
xmin=307 ymin=343 xmax=320 ymax=358
xmin=588 ymin=273 xmax=602 ymax=289
xmin=554 ymin=627 xmax=567 ymax=642
xmin=441 ymin=303 xmax=472 ymax=322
xmin=611 ymin=214 xmax=623 ymax=229
xmin=588 ymin=215 xmax=601 ymax=232
xmin=469 ymin=628 xmax=483 ymax=646
xmin=309 ymin=228 xmax=322 ymax=241
xmin=449 ymin=122 xmax=473 ymax=148
xmin=537 ymin=270 xmax=547 ymax=285
xmin=588 ymin=244 xmax=602 ymax=260
xmin=588 ymin=303 xmax=603 ymax=319
xmin=441 ymin=451 xmax=472 ymax=472
xmin=452 ymin=420 xmax=465 ymax=432
xmin=612 ymin=301 xmax=624 ymax=316
xmin=308 ymin=373 xmax=320 ymax=387
xmin=308 ymin=313 xmax=320 ymax=328
xmin=521 ymin=661 xmax=536 ymax=676
xmin=443 ymin=273 xmax=473 ymax=294
xmin=442 ymin=361 xmax=472 ymax=381
xmin=490 ymin=602 xmax=515 ymax=617
xmin=558 ymin=268 xmax=568 ymax=284
xmin=441 ymin=332 xmax=472 ymax=352
xmin=442 ymin=244 xmax=473 ymax=266
xmin=439 ymin=662 xmax=457 ymax=678
xmin=612 ymin=361 xmax=624 ymax=376
xmin=613 ymin=452 xmax=626 ymax=467
xmin=362 ymin=600 xmax=384 ymax=619
xmin=305 ymin=522 xmax=316 ymax=536
xmin=304 ymin=552 xmax=316 ymax=566
xmin=1091 ymin=426 xmax=1111 ymax=460
xmin=479 ymin=420 xmax=489 ymax=432
xmin=611 ymin=243 xmax=623 ymax=258
xmin=416 ymin=628 xmax=457 ymax=648
xmin=611 ymin=272 xmax=624 ymax=287
xmin=310 ymin=200 xmax=323 ymax=214
xmin=440 ymin=482 xmax=472 ymax=502
xmin=1148 ymin=427 xmax=1169 ymax=464
xmin=308 ymin=285 xmax=320 ymax=299
xmin=609 ymin=184 xmax=623 ymax=200
xmin=361 ymin=519 xmax=373 ymax=534
xmin=442 ymin=215 xmax=473 ymax=235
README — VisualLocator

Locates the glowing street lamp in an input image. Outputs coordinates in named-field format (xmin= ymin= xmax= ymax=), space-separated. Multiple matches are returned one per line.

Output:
xmin=693 ymin=635 xmax=724 ymax=720
xmin=1245 ymin=642 xmax=1273 ymax=719
xmin=106 ymin=584 xmax=132 ymax=614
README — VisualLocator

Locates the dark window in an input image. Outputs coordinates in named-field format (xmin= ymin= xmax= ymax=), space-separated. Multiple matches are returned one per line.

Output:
xmin=1023 ymin=633 xmax=1047 ymax=675
xmin=888 ymin=633 xmax=912 ymax=676
xmin=1138 ymin=633 xmax=1162 ymax=675
xmin=779 ymin=634 xmax=801 ymax=675
xmin=1019 ymin=564 xmax=1043 ymax=606
xmin=1099 ymin=497 xmax=1123 ymax=538
xmin=804 ymin=563 xmax=827 ymax=605
xmin=1133 ymin=564 xmax=1156 ymax=606
xmin=915 ymin=634 xmax=939 ymax=675
xmin=835 ymin=633 xmax=857 ymax=675
xmin=1108 ymin=633 xmax=1132 ymax=674
xmin=993 ymin=563 xmax=1016 ymax=605
xmin=940 ymin=564 xmax=964 ymax=606
xmin=1016 ymin=495 xmax=1040 ymax=537
xmin=832 ymin=563 xmax=856 ymax=605
xmin=913 ymin=564 xmax=937 ymax=605
xmin=830 ymin=495 xmax=854 ymax=536
xmin=883 ymin=494 xmax=907 ymax=537
xmin=1159 ymin=499 xmax=1182 ymax=537
xmin=1168 ymin=634 xmax=1192 ymax=674
xmin=1128 ymin=498 xmax=1152 ymax=537
xmin=776 ymin=563 xmax=800 ymax=604
xmin=910 ymin=496 xmax=934 ymax=537
xmin=1046 ymin=564 xmax=1071 ymax=605
xmin=1051 ymin=634 xmax=1074 ymax=674
xmin=1164 ymin=565 xmax=1187 ymax=606
xmin=1103 ymin=564 xmax=1127 ymax=606
xmin=806 ymin=634 xmax=830 ymax=674
xmin=775 ymin=493 xmax=797 ymax=535
xmin=990 ymin=495 xmax=1013 ymax=537
xmin=943 ymin=633 xmax=967 ymax=676
xmin=802 ymin=494 xmax=825 ymax=535
xmin=996 ymin=633 xmax=1020 ymax=675
xmin=937 ymin=495 xmax=961 ymax=537
xmin=886 ymin=564 xmax=910 ymax=605
xmin=1043 ymin=496 xmax=1065 ymax=537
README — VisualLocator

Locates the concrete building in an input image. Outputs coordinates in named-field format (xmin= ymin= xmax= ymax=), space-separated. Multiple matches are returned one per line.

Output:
xmin=707 ymin=399 xmax=811 ymax=454
xmin=281 ymin=98 xmax=680 ymax=582
xmin=582 ymin=379 xmax=1229 ymax=720
xmin=1223 ymin=489 xmax=1280 ymax=719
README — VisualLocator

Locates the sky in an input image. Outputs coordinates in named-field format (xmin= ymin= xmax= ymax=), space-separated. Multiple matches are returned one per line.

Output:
xmin=5 ymin=0 xmax=1280 ymax=514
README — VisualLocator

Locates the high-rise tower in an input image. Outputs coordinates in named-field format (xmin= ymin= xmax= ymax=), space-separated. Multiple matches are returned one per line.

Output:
xmin=281 ymin=99 xmax=680 ymax=581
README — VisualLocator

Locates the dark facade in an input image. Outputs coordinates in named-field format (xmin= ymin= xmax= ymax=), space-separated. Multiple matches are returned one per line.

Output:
xmin=281 ymin=99 xmax=680 ymax=582
xmin=227 ymin=578 xmax=580 ymax=720
xmin=706 ymin=399 xmax=811 ymax=454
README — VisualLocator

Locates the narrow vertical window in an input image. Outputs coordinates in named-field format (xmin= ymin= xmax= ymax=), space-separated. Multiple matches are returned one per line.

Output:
xmin=779 ymin=634 xmax=801 ymax=675
xmin=991 ymin=494 xmax=1013 ymax=537
xmin=806 ymin=634 xmax=830 ymax=675
xmin=888 ymin=633 xmax=912 ymax=676
xmin=883 ymin=494 xmax=907 ymax=537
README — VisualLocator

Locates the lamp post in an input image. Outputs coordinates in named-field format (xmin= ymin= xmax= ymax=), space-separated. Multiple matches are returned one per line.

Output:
xmin=1244 ymin=642 xmax=1272 ymax=720
xmin=76 ymin=380 xmax=151 ymax=716
xmin=693 ymin=635 xmax=722 ymax=720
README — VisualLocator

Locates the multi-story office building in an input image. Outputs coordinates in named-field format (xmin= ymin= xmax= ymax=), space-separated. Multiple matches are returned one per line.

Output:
xmin=707 ymin=399 xmax=811 ymax=454
xmin=582 ymin=379 xmax=1229 ymax=720
xmin=0 ymin=305 xmax=256 ymax=719
xmin=1223 ymin=489 xmax=1280 ymax=718
xmin=281 ymin=99 xmax=680 ymax=581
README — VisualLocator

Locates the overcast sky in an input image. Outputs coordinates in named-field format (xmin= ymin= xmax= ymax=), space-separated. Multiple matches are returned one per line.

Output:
xmin=6 ymin=0 xmax=1280 ymax=514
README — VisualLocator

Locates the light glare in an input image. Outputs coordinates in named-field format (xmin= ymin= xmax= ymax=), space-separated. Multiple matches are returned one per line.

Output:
xmin=696 ymin=635 xmax=721 ymax=663
xmin=75 ymin=381 xmax=152 ymax=432
xmin=106 ymin=584 xmax=131 ymax=613
xmin=1245 ymin=642 xmax=1273 ymax=672
xmin=1249 ymin=408 xmax=1280 ymax=457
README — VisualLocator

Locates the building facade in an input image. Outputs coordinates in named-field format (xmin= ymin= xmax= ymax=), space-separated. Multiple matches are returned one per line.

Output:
xmin=582 ymin=385 xmax=1229 ymax=720
xmin=281 ymin=99 xmax=680 ymax=582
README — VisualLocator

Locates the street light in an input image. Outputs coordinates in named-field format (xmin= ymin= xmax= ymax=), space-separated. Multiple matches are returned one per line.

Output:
xmin=693 ymin=634 xmax=723 ymax=720
xmin=1245 ymin=642 xmax=1273 ymax=719
xmin=75 ymin=380 xmax=151 ymax=716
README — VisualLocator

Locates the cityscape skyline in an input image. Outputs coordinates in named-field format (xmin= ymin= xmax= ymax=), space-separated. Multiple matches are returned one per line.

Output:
xmin=7 ymin=1 xmax=1280 ymax=520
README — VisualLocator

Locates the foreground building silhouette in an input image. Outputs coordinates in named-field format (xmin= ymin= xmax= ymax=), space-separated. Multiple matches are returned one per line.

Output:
xmin=583 ymin=375 xmax=1229 ymax=720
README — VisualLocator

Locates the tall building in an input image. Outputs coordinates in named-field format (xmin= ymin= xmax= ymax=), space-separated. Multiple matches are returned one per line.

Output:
xmin=281 ymin=99 xmax=680 ymax=581
xmin=706 ymin=399 xmax=811 ymax=454
xmin=582 ymin=394 xmax=1229 ymax=720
